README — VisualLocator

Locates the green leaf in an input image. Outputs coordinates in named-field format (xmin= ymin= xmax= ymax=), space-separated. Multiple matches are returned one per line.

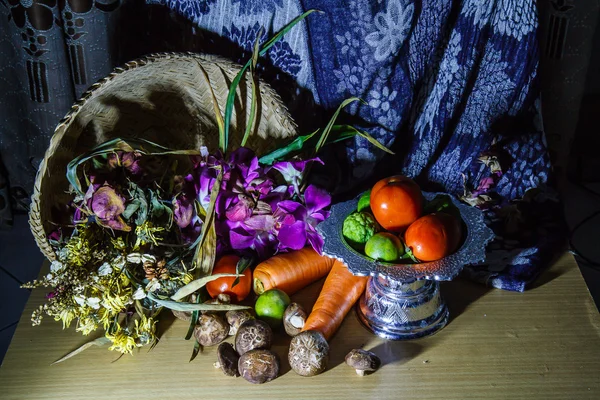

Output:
xmin=231 ymin=256 xmax=254 ymax=289
xmin=66 ymin=138 xmax=200 ymax=196
xmin=336 ymin=125 xmax=395 ymax=155
xmin=147 ymin=293 xmax=251 ymax=312
xmin=401 ymin=246 xmax=420 ymax=263
xmin=191 ymin=167 xmax=222 ymax=277
xmin=315 ymin=97 xmax=366 ymax=154
xmin=51 ymin=337 xmax=111 ymax=365
xmin=195 ymin=61 xmax=226 ymax=153
xmin=223 ymin=9 xmax=321 ymax=150
xmin=171 ymin=273 xmax=239 ymax=301
xmin=258 ymin=129 xmax=319 ymax=165
xmin=189 ymin=340 xmax=202 ymax=362
xmin=122 ymin=201 xmax=140 ymax=220
xmin=184 ymin=289 xmax=206 ymax=341
xmin=241 ymin=28 xmax=263 ymax=147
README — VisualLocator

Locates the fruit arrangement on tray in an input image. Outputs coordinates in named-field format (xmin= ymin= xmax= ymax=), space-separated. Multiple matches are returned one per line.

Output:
xmin=343 ymin=176 xmax=464 ymax=264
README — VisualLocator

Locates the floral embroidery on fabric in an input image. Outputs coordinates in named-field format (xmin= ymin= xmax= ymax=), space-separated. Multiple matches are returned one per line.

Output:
xmin=461 ymin=0 xmax=537 ymax=40
xmin=166 ymin=0 xmax=215 ymax=17
xmin=223 ymin=22 xmax=302 ymax=78
xmin=232 ymin=0 xmax=283 ymax=15
xmin=365 ymin=0 xmax=414 ymax=61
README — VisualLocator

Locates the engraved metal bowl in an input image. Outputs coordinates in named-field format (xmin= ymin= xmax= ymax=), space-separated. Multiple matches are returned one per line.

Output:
xmin=317 ymin=192 xmax=495 ymax=282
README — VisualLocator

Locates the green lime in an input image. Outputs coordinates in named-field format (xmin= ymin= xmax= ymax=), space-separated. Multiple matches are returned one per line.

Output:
xmin=364 ymin=232 xmax=405 ymax=262
xmin=255 ymin=289 xmax=291 ymax=328
xmin=357 ymin=189 xmax=371 ymax=212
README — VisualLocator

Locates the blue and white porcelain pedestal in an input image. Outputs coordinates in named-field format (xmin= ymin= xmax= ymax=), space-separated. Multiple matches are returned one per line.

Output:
xmin=356 ymin=277 xmax=448 ymax=340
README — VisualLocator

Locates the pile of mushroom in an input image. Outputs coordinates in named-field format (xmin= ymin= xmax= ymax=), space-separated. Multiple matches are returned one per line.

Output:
xmin=212 ymin=319 xmax=280 ymax=384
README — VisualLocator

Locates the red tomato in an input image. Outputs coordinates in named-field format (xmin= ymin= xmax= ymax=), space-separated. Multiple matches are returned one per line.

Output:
xmin=404 ymin=213 xmax=462 ymax=262
xmin=206 ymin=255 xmax=252 ymax=302
xmin=370 ymin=175 xmax=423 ymax=232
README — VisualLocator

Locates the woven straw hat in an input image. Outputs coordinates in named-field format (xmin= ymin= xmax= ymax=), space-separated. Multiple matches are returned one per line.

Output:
xmin=29 ymin=52 xmax=297 ymax=260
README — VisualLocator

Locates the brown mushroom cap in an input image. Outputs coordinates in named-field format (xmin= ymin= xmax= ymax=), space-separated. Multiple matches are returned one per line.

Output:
xmin=238 ymin=349 xmax=280 ymax=384
xmin=288 ymin=330 xmax=329 ymax=377
xmin=345 ymin=349 xmax=381 ymax=376
xmin=235 ymin=319 xmax=273 ymax=356
xmin=172 ymin=310 xmax=192 ymax=322
xmin=193 ymin=313 xmax=229 ymax=346
xmin=226 ymin=310 xmax=255 ymax=336
xmin=283 ymin=303 xmax=307 ymax=337
xmin=214 ymin=342 xmax=240 ymax=377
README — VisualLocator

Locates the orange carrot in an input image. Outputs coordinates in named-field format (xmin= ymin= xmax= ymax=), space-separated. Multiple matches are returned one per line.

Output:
xmin=253 ymin=247 xmax=335 ymax=295
xmin=302 ymin=260 xmax=368 ymax=340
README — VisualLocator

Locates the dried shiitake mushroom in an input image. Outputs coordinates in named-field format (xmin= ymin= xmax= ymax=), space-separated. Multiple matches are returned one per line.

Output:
xmin=235 ymin=319 xmax=273 ymax=356
xmin=226 ymin=310 xmax=255 ymax=336
xmin=172 ymin=310 xmax=191 ymax=322
xmin=214 ymin=342 xmax=240 ymax=377
xmin=345 ymin=349 xmax=381 ymax=376
xmin=283 ymin=303 xmax=307 ymax=337
xmin=193 ymin=313 xmax=229 ymax=346
xmin=289 ymin=330 xmax=329 ymax=377
xmin=238 ymin=349 xmax=280 ymax=384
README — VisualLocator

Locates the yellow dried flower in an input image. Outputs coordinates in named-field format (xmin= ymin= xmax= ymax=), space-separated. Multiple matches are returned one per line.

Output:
xmin=76 ymin=315 xmax=99 ymax=335
xmin=106 ymin=324 xmax=136 ymax=354
xmin=134 ymin=221 xmax=165 ymax=249
xmin=134 ymin=315 xmax=157 ymax=346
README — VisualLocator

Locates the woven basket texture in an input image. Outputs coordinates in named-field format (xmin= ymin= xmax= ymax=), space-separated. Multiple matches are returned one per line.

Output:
xmin=29 ymin=52 xmax=297 ymax=260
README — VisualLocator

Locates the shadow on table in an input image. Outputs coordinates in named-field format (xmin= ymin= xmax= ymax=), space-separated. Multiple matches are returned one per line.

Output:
xmin=367 ymin=341 xmax=423 ymax=368
xmin=441 ymin=278 xmax=491 ymax=325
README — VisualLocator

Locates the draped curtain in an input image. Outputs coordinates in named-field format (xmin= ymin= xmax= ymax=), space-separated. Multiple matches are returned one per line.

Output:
xmin=1 ymin=0 xmax=592 ymax=290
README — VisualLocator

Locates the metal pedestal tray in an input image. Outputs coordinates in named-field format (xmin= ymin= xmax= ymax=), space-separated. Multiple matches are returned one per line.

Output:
xmin=317 ymin=192 xmax=495 ymax=340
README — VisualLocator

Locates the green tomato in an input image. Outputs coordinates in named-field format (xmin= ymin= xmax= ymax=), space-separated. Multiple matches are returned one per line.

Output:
xmin=342 ymin=211 xmax=379 ymax=250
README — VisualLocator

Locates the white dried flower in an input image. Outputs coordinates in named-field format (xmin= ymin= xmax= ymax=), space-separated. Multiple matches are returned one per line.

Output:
xmin=98 ymin=262 xmax=113 ymax=276
xmin=127 ymin=253 xmax=142 ymax=263
xmin=50 ymin=260 xmax=64 ymax=273
xmin=74 ymin=295 xmax=86 ymax=307
xmin=145 ymin=279 xmax=161 ymax=293
xmin=86 ymin=297 xmax=101 ymax=310
xmin=200 ymin=146 xmax=209 ymax=157
xmin=132 ymin=287 xmax=146 ymax=300
xmin=141 ymin=254 xmax=156 ymax=264
xmin=112 ymin=255 xmax=126 ymax=270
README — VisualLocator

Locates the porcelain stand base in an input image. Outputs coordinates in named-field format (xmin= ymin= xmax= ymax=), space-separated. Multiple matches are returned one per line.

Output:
xmin=357 ymin=276 xmax=449 ymax=340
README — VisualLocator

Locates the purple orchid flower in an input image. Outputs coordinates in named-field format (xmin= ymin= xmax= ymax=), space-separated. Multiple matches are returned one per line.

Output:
xmin=272 ymin=158 xmax=323 ymax=195
xmin=230 ymin=214 xmax=277 ymax=259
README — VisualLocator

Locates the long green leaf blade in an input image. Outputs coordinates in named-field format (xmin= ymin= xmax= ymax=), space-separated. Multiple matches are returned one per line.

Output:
xmin=147 ymin=293 xmax=251 ymax=312
xmin=191 ymin=167 xmax=222 ymax=277
xmin=337 ymin=125 xmax=395 ymax=154
xmin=258 ymin=129 xmax=319 ymax=165
xmin=171 ymin=273 xmax=239 ymax=301
xmin=241 ymin=28 xmax=263 ymax=147
xmin=195 ymin=61 xmax=226 ymax=152
xmin=315 ymin=97 xmax=365 ymax=154
xmin=51 ymin=337 xmax=111 ymax=365
xmin=223 ymin=9 xmax=321 ymax=149
xmin=189 ymin=340 xmax=202 ymax=362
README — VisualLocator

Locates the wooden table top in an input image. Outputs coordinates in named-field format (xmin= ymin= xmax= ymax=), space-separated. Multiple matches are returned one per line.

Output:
xmin=1 ymin=253 xmax=599 ymax=399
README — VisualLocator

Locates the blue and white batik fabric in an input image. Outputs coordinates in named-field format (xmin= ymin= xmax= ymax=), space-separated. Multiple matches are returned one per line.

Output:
xmin=161 ymin=0 xmax=565 ymax=292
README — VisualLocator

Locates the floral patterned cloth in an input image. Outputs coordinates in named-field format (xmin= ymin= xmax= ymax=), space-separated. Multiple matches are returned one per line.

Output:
xmin=0 ymin=0 xmax=566 ymax=290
